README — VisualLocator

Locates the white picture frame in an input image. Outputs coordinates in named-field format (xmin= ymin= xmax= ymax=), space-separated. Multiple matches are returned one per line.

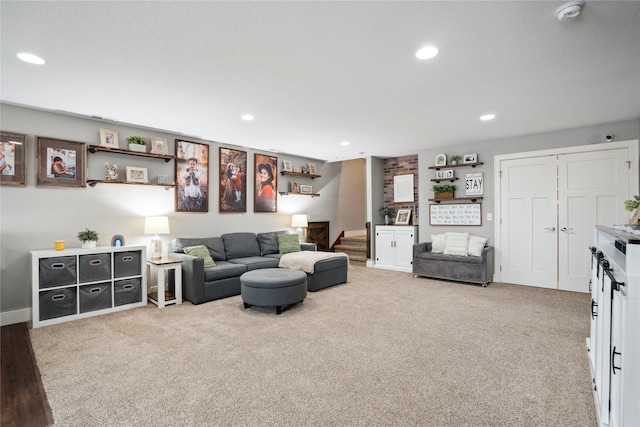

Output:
xmin=435 ymin=153 xmax=447 ymax=166
xmin=465 ymin=172 xmax=484 ymax=196
xmin=308 ymin=163 xmax=317 ymax=174
xmin=436 ymin=169 xmax=454 ymax=179
xmin=99 ymin=128 xmax=119 ymax=149
xmin=150 ymin=137 xmax=169 ymax=155
xmin=126 ymin=166 xmax=148 ymax=183
xmin=463 ymin=153 xmax=478 ymax=164
xmin=300 ymin=184 xmax=313 ymax=194
xmin=395 ymin=209 xmax=412 ymax=225
xmin=282 ymin=160 xmax=292 ymax=172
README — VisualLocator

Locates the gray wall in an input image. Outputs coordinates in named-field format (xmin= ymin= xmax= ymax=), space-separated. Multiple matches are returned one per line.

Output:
xmin=417 ymin=119 xmax=640 ymax=243
xmin=0 ymin=103 xmax=342 ymax=322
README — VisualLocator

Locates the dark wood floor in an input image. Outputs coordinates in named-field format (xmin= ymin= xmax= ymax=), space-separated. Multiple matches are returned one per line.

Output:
xmin=1 ymin=322 xmax=53 ymax=427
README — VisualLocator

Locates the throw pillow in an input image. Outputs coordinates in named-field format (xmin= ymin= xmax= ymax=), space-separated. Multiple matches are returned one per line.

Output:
xmin=278 ymin=234 xmax=301 ymax=254
xmin=430 ymin=234 xmax=446 ymax=253
xmin=183 ymin=245 xmax=216 ymax=268
xmin=467 ymin=235 xmax=488 ymax=257
xmin=443 ymin=232 xmax=469 ymax=256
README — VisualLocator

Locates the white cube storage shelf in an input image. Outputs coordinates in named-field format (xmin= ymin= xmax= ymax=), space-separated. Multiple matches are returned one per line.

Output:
xmin=31 ymin=245 xmax=147 ymax=328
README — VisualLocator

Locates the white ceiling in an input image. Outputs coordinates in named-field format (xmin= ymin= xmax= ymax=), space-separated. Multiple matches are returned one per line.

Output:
xmin=1 ymin=1 xmax=639 ymax=162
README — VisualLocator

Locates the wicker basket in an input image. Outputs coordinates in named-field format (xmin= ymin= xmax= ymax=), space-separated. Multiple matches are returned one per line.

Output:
xmin=434 ymin=191 xmax=454 ymax=200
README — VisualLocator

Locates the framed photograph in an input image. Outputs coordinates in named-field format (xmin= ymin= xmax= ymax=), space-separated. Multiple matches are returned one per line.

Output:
xmin=395 ymin=209 xmax=412 ymax=225
xmin=290 ymin=181 xmax=299 ymax=193
xmin=254 ymin=153 xmax=278 ymax=212
xmin=300 ymin=184 xmax=313 ymax=194
xmin=463 ymin=153 xmax=478 ymax=164
xmin=175 ymin=139 xmax=209 ymax=212
xmin=36 ymin=136 xmax=86 ymax=187
xmin=282 ymin=160 xmax=292 ymax=172
xmin=436 ymin=169 xmax=454 ymax=179
xmin=308 ymin=163 xmax=317 ymax=174
xmin=435 ymin=153 xmax=447 ymax=166
xmin=126 ymin=166 xmax=148 ymax=183
xmin=99 ymin=128 xmax=119 ymax=149
xmin=0 ymin=131 xmax=27 ymax=186
xmin=219 ymin=147 xmax=247 ymax=213
xmin=465 ymin=172 xmax=484 ymax=196
xmin=150 ymin=137 xmax=169 ymax=155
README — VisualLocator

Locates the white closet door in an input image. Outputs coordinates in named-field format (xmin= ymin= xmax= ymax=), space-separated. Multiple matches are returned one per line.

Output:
xmin=558 ymin=148 xmax=629 ymax=292
xmin=500 ymin=156 xmax=558 ymax=288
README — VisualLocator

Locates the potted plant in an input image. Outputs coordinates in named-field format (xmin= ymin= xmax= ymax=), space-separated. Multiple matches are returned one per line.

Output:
xmin=379 ymin=206 xmax=397 ymax=225
xmin=625 ymin=195 xmax=640 ymax=225
xmin=450 ymin=155 xmax=461 ymax=165
xmin=77 ymin=228 xmax=99 ymax=248
xmin=127 ymin=136 xmax=147 ymax=153
xmin=432 ymin=184 xmax=456 ymax=200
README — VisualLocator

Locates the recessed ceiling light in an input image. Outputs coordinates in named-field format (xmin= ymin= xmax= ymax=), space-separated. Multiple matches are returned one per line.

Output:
xmin=241 ymin=114 xmax=255 ymax=121
xmin=17 ymin=53 xmax=46 ymax=65
xmin=480 ymin=114 xmax=496 ymax=121
xmin=415 ymin=46 xmax=439 ymax=60
xmin=340 ymin=141 xmax=350 ymax=146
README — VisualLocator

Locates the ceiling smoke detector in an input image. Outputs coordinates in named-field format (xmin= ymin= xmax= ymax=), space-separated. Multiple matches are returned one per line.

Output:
xmin=555 ymin=1 xmax=585 ymax=22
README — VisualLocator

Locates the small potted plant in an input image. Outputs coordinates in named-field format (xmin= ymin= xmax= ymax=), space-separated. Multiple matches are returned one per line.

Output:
xmin=625 ymin=195 xmax=640 ymax=225
xmin=127 ymin=136 xmax=147 ymax=153
xmin=450 ymin=155 xmax=461 ymax=165
xmin=432 ymin=184 xmax=456 ymax=200
xmin=77 ymin=228 xmax=99 ymax=248
xmin=379 ymin=206 xmax=397 ymax=225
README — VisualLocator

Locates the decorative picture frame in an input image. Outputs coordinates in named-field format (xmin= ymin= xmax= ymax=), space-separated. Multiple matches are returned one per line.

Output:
xmin=99 ymin=128 xmax=119 ymax=149
xmin=290 ymin=181 xmax=299 ymax=193
xmin=436 ymin=169 xmax=454 ymax=179
xmin=300 ymin=184 xmax=313 ymax=194
xmin=150 ymin=137 xmax=169 ymax=155
xmin=36 ymin=136 xmax=86 ymax=187
xmin=282 ymin=160 xmax=292 ymax=172
xmin=465 ymin=172 xmax=484 ymax=196
xmin=308 ymin=163 xmax=317 ymax=174
xmin=395 ymin=209 xmax=412 ymax=225
xmin=463 ymin=153 xmax=478 ymax=164
xmin=254 ymin=153 xmax=278 ymax=212
xmin=435 ymin=153 xmax=447 ymax=166
xmin=219 ymin=147 xmax=247 ymax=213
xmin=175 ymin=139 xmax=209 ymax=212
xmin=0 ymin=131 xmax=27 ymax=186
xmin=429 ymin=203 xmax=482 ymax=226
xmin=126 ymin=166 xmax=148 ymax=183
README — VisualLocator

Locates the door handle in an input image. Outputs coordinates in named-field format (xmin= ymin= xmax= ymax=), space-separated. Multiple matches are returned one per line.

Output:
xmin=560 ymin=227 xmax=573 ymax=232
xmin=544 ymin=227 xmax=556 ymax=231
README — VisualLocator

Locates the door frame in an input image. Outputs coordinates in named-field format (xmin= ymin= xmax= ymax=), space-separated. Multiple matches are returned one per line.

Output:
xmin=493 ymin=140 xmax=638 ymax=284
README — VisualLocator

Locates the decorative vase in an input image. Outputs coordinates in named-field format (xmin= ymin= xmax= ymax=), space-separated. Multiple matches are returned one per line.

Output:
xmin=82 ymin=241 xmax=97 ymax=249
xmin=384 ymin=214 xmax=390 ymax=225
xmin=128 ymin=144 xmax=147 ymax=153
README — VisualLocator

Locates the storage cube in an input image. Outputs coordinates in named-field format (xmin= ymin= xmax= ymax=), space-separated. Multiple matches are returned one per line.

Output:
xmin=39 ymin=256 xmax=77 ymax=289
xmin=114 ymin=278 xmax=142 ymax=306
xmin=79 ymin=282 xmax=112 ymax=313
xmin=114 ymin=251 xmax=142 ymax=278
xmin=79 ymin=253 xmax=112 ymax=283
xmin=39 ymin=288 xmax=77 ymax=320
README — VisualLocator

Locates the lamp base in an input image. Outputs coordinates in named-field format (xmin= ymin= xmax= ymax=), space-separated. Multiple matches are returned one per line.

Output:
xmin=296 ymin=227 xmax=306 ymax=243
xmin=150 ymin=236 xmax=162 ymax=258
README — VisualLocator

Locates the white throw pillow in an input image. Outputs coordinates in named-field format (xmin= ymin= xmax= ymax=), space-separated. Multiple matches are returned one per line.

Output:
xmin=467 ymin=235 xmax=488 ymax=257
xmin=431 ymin=234 xmax=446 ymax=253
xmin=444 ymin=232 xmax=469 ymax=256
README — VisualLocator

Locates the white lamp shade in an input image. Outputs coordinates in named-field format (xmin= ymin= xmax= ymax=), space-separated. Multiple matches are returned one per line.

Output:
xmin=291 ymin=214 xmax=308 ymax=228
xmin=144 ymin=216 xmax=170 ymax=234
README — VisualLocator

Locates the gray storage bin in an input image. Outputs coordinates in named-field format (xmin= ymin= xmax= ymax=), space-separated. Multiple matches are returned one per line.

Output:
xmin=39 ymin=256 xmax=77 ymax=289
xmin=79 ymin=282 xmax=112 ymax=313
xmin=114 ymin=251 xmax=142 ymax=278
xmin=79 ymin=253 xmax=112 ymax=283
xmin=114 ymin=278 xmax=142 ymax=306
xmin=39 ymin=288 xmax=77 ymax=320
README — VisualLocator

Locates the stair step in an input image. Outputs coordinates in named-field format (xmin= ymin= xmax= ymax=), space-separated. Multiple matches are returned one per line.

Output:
xmin=334 ymin=244 xmax=366 ymax=252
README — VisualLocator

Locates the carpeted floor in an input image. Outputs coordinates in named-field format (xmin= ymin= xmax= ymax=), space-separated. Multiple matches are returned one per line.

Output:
xmin=29 ymin=265 xmax=596 ymax=426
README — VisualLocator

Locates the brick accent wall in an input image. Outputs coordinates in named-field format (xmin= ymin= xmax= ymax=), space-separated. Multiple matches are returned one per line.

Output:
xmin=382 ymin=155 xmax=419 ymax=225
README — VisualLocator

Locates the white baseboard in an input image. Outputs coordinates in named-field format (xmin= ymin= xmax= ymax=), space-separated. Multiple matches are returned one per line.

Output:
xmin=1 ymin=308 xmax=32 ymax=326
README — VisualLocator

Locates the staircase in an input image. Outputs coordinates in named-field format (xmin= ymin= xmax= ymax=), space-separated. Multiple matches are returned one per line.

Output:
xmin=334 ymin=235 xmax=368 ymax=266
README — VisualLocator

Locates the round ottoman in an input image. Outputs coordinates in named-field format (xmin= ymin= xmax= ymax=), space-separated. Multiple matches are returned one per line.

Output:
xmin=240 ymin=268 xmax=307 ymax=314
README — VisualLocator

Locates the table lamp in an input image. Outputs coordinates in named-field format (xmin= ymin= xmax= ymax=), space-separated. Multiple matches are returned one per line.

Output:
xmin=144 ymin=216 xmax=170 ymax=258
xmin=291 ymin=214 xmax=308 ymax=243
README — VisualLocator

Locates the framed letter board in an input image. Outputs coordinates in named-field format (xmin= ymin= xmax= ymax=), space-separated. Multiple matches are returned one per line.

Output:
xmin=429 ymin=203 xmax=482 ymax=226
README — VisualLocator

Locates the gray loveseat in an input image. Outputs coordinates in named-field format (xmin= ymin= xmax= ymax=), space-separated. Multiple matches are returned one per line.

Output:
xmin=413 ymin=242 xmax=494 ymax=286
xmin=169 ymin=231 xmax=348 ymax=304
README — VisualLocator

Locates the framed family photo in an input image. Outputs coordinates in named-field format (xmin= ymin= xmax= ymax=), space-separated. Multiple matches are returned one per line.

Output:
xmin=395 ymin=209 xmax=412 ymax=225
xmin=300 ymin=184 xmax=313 ymax=194
xmin=219 ymin=147 xmax=247 ymax=213
xmin=175 ymin=139 xmax=209 ymax=212
xmin=290 ymin=181 xmax=300 ymax=193
xmin=150 ymin=137 xmax=169 ymax=155
xmin=126 ymin=166 xmax=148 ymax=183
xmin=254 ymin=153 xmax=278 ymax=212
xmin=0 ymin=131 xmax=27 ymax=186
xmin=307 ymin=163 xmax=317 ymax=174
xmin=282 ymin=160 xmax=292 ymax=172
xmin=36 ymin=136 xmax=86 ymax=187
xmin=463 ymin=153 xmax=478 ymax=164
xmin=99 ymin=129 xmax=119 ymax=149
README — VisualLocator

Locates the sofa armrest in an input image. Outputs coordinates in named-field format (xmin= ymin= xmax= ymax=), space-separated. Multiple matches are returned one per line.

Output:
xmin=301 ymin=242 xmax=317 ymax=251
xmin=168 ymin=252 xmax=205 ymax=304
xmin=413 ymin=242 xmax=431 ymax=257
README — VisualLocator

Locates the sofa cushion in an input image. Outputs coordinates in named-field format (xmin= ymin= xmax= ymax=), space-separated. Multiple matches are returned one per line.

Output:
xmin=183 ymin=245 xmax=216 ymax=267
xmin=228 ymin=256 xmax=280 ymax=271
xmin=278 ymin=234 xmax=301 ymax=254
xmin=257 ymin=230 xmax=288 ymax=255
xmin=415 ymin=251 xmax=485 ymax=265
xmin=172 ymin=237 xmax=227 ymax=261
xmin=468 ymin=235 xmax=489 ymax=257
xmin=444 ymin=232 xmax=469 ymax=256
xmin=203 ymin=261 xmax=247 ymax=282
xmin=431 ymin=234 xmax=446 ymax=253
xmin=221 ymin=232 xmax=261 ymax=259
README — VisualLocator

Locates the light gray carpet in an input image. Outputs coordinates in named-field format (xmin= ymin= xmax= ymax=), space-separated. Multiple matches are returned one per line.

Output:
xmin=29 ymin=266 xmax=596 ymax=426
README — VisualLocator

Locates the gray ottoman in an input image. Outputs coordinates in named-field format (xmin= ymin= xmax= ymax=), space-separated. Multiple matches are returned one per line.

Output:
xmin=240 ymin=268 xmax=307 ymax=314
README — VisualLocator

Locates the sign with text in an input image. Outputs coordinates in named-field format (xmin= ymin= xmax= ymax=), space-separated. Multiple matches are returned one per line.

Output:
xmin=429 ymin=203 xmax=482 ymax=226
xmin=465 ymin=172 xmax=484 ymax=196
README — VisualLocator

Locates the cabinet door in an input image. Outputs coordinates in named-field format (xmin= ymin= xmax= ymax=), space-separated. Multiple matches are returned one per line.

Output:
xmin=609 ymin=285 xmax=626 ymax=427
xmin=375 ymin=229 xmax=395 ymax=266
xmin=395 ymin=229 xmax=416 ymax=269
xmin=595 ymin=272 xmax=612 ymax=425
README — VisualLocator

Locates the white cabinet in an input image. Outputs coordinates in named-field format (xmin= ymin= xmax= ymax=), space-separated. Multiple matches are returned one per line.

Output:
xmin=31 ymin=245 xmax=147 ymax=328
xmin=588 ymin=226 xmax=640 ymax=427
xmin=374 ymin=225 xmax=418 ymax=272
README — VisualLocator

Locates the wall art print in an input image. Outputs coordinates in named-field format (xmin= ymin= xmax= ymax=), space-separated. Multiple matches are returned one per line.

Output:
xmin=254 ymin=153 xmax=278 ymax=213
xmin=36 ymin=136 xmax=86 ymax=187
xmin=0 ymin=131 xmax=27 ymax=186
xmin=175 ymin=139 xmax=209 ymax=212
xmin=219 ymin=147 xmax=247 ymax=213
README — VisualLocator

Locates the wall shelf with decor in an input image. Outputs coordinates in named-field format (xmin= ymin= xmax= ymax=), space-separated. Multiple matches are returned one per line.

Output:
xmin=280 ymin=171 xmax=321 ymax=179
xmin=430 ymin=177 xmax=459 ymax=183
xmin=428 ymin=162 xmax=483 ymax=170
xmin=278 ymin=191 xmax=320 ymax=198
xmin=428 ymin=197 xmax=483 ymax=203
xmin=86 ymin=180 xmax=175 ymax=189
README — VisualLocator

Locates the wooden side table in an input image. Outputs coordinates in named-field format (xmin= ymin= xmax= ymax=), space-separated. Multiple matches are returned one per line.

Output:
xmin=146 ymin=257 xmax=183 ymax=308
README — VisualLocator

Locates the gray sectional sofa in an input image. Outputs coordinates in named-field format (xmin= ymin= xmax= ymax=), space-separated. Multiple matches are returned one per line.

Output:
xmin=412 ymin=242 xmax=494 ymax=286
xmin=169 ymin=231 xmax=348 ymax=304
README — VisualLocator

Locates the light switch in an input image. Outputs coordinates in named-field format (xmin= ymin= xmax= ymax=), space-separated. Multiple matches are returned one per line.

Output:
xmin=487 ymin=213 xmax=493 ymax=221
